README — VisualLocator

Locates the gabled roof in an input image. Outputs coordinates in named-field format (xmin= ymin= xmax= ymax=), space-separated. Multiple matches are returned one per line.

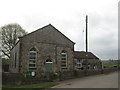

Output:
xmin=20 ymin=24 xmax=75 ymax=44
xmin=74 ymin=51 xmax=99 ymax=59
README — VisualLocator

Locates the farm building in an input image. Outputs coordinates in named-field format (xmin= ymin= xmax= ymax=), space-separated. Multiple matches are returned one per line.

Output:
xmin=74 ymin=51 xmax=101 ymax=70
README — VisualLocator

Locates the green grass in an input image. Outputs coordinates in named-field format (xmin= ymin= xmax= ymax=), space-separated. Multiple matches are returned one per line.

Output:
xmin=2 ymin=82 xmax=59 ymax=89
xmin=103 ymin=64 xmax=120 ymax=66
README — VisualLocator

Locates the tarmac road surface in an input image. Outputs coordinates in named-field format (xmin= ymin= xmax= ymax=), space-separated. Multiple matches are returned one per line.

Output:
xmin=52 ymin=71 xmax=118 ymax=88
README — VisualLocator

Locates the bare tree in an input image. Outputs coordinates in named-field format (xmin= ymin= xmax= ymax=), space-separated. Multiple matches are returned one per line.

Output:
xmin=0 ymin=23 xmax=27 ymax=59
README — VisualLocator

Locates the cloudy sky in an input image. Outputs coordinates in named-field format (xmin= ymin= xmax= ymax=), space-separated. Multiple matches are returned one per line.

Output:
xmin=0 ymin=0 xmax=118 ymax=60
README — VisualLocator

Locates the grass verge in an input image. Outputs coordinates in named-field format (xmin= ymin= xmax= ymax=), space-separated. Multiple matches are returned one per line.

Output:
xmin=104 ymin=64 xmax=120 ymax=66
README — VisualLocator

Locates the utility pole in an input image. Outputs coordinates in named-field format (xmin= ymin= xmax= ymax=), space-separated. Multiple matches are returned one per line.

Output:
xmin=85 ymin=15 xmax=88 ymax=75
xmin=86 ymin=15 xmax=88 ymax=53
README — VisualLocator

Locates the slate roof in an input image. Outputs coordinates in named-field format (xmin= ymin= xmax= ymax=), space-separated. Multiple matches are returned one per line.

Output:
xmin=20 ymin=24 xmax=75 ymax=44
xmin=11 ymin=24 xmax=75 ymax=50
xmin=74 ymin=51 xmax=99 ymax=59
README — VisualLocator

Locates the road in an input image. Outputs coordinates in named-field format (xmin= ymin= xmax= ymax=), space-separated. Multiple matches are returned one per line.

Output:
xmin=53 ymin=71 xmax=118 ymax=88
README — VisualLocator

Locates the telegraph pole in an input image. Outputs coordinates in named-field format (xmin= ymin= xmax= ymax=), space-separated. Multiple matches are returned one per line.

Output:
xmin=86 ymin=15 xmax=88 ymax=53
xmin=85 ymin=15 xmax=88 ymax=75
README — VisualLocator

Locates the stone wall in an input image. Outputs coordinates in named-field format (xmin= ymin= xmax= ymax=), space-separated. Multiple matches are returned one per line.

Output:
xmin=2 ymin=72 xmax=24 ymax=85
xmin=59 ymin=67 xmax=118 ymax=81
xmin=2 ymin=72 xmax=47 ymax=85
xmin=103 ymin=67 xmax=118 ymax=73
xmin=3 ymin=67 xmax=118 ymax=85
xmin=9 ymin=42 xmax=20 ymax=73
xmin=59 ymin=70 xmax=75 ymax=80
xmin=19 ymin=41 xmax=74 ymax=78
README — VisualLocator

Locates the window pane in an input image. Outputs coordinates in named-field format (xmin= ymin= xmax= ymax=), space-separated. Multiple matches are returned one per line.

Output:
xmin=29 ymin=64 xmax=36 ymax=67
xmin=61 ymin=58 xmax=66 ymax=60
xmin=61 ymin=64 xmax=66 ymax=67
xmin=29 ymin=60 xmax=35 ymax=64
xmin=29 ymin=49 xmax=37 ymax=70
xmin=61 ymin=61 xmax=66 ymax=63
xmin=61 ymin=54 xmax=66 ymax=57
xmin=29 ymin=56 xmax=36 ymax=59
xmin=61 ymin=64 xmax=66 ymax=66
xmin=61 ymin=52 xmax=67 ymax=69
xmin=30 ymin=52 xmax=36 ymax=55
xmin=29 ymin=54 xmax=36 ymax=57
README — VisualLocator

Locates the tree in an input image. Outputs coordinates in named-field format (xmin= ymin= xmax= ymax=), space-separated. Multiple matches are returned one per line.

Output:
xmin=0 ymin=23 xmax=27 ymax=59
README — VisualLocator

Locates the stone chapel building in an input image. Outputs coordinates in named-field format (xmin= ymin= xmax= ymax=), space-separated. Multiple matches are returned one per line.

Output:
xmin=10 ymin=24 xmax=101 ymax=78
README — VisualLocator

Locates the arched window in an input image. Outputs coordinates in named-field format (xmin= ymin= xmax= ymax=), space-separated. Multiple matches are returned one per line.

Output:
xmin=61 ymin=51 xmax=67 ymax=70
xmin=29 ymin=48 xmax=37 ymax=70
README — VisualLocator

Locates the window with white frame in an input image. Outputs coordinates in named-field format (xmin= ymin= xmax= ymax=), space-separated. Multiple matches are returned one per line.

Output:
xmin=29 ymin=48 xmax=37 ymax=70
xmin=61 ymin=51 xmax=67 ymax=69
xmin=76 ymin=59 xmax=82 ymax=69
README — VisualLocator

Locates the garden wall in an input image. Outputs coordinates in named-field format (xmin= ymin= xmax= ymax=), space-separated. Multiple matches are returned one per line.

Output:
xmin=2 ymin=72 xmax=48 ymax=85
xmin=2 ymin=67 xmax=118 ymax=85
xmin=103 ymin=67 xmax=118 ymax=74
xmin=59 ymin=67 xmax=118 ymax=80
xmin=2 ymin=72 xmax=24 ymax=85
xmin=59 ymin=70 xmax=74 ymax=80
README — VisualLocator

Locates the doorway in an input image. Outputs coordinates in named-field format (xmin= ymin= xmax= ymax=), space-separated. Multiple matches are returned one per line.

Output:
xmin=45 ymin=59 xmax=53 ymax=72
xmin=45 ymin=59 xmax=53 ymax=80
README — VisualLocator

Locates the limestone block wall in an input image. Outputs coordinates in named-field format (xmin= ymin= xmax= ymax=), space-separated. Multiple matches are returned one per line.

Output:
xmin=19 ymin=40 xmax=74 ymax=78
xmin=10 ymin=42 xmax=20 ymax=73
